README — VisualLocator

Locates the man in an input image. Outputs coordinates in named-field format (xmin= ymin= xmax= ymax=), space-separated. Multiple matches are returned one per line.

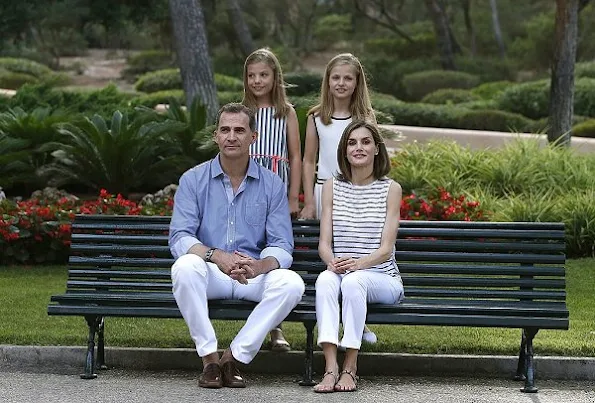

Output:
xmin=169 ymin=103 xmax=305 ymax=389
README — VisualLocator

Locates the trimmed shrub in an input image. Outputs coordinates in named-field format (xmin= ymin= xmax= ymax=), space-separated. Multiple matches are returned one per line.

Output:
xmin=525 ymin=115 xmax=591 ymax=134
xmin=135 ymin=68 xmax=181 ymax=93
xmin=401 ymin=70 xmax=481 ymax=101
xmin=454 ymin=57 xmax=517 ymax=83
xmin=363 ymin=33 xmax=437 ymax=60
xmin=383 ymin=102 xmax=462 ymax=128
xmin=573 ymin=78 xmax=595 ymax=118
xmin=0 ymin=57 xmax=54 ymax=78
xmin=575 ymin=62 xmax=595 ymax=79
xmin=217 ymin=91 xmax=243 ymax=105
xmin=135 ymin=69 xmax=243 ymax=93
xmin=498 ymin=78 xmax=595 ymax=119
xmin=214 ymin=74 xmax=244 ymax=92
xmin=421 ymin=89 xmax=480 ymax=105
xmin=289 ymin=94 xmax=319 ymax=110
xmin=284 ymin=72 xmax=322 ymax=97
xmin=121 ymin=50 xmax=176 ymax=82
xmin=455 ymin=109 xmax=533 ymax=132
xmin=572 ymin=119 xmax=595 ymax=138
xmin=0 ymin=72 xmax=38 ymax=89
xmin=496 ymin=80 xmax=549 ymax=119
xmin=471 ymin=81 xmax=514 ymax=100
xmin=361 ymin=56 xmax=442 ymax=98
xmin=455 ymin=99 xmax=499 ymax=110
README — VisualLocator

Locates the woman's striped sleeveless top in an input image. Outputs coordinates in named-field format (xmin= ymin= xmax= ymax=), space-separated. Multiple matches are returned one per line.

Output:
xmin=332 ymin=177 xmax=399 ymax=276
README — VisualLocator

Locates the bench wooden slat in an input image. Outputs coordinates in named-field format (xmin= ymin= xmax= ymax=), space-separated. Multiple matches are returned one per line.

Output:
xmin=66 ymin=270 xmax=565 ymax=290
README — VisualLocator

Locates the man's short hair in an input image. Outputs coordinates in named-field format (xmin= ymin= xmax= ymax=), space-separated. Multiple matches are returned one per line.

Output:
xmin=216 ymin=103 xmax=256 ymax=132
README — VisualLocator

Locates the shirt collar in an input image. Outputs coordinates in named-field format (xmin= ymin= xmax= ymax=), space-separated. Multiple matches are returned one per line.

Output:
xmin=211 ymin=154 xmax=260 ymax=180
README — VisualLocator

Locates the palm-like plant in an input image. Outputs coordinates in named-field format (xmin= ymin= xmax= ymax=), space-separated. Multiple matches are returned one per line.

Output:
xmin=136 ymin=96 xmax=218 ymax=170
xmin=42 ymin=111 xmax=185 ymax=196
xmin=0 ymin=133 xmax=30 ymax=189
xmin=0 ymin=107 xmax=71 ymax=191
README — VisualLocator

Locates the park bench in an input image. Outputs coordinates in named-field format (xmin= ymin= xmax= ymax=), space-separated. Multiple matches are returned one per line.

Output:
xmin=48 ymin=214 xmax=569 ymax=393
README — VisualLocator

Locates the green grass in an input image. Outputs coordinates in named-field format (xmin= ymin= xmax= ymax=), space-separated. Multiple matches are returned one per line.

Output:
xmin=1 ymin=260 xmax=594 ymax=356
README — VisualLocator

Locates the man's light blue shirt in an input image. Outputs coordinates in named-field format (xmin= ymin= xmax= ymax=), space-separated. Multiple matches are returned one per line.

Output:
xmin=169 ymin=155 xmax=293 ymax=268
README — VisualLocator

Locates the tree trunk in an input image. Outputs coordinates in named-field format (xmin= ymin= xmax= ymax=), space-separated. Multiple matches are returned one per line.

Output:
xmin=424 ymin=0 xmax=457 ymax=70
xmin=548 ymin=0 xmax=579 ymax=146
xmin=489 ymin=0 xmax=507 ymax=59
xmin=169 ymin=0 xmax=219 ymax=123
xmin=226 ymin=0 xmax=256 ymax=58
xmin=461 ymin=0 xmax=476 ymax=57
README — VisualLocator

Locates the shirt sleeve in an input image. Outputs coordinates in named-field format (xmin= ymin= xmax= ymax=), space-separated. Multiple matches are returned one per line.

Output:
xmin=263 ymin=179 xmax=294 ymax=269
xmin=169 ymin=171 xmax=201 ymax=259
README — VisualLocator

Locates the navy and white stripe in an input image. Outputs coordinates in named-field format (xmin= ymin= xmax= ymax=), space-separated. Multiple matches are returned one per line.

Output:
xmin=250 ymin=107 xmax=289 ymax=185
xmin=332 ymin=177 xmax=399 ymax=277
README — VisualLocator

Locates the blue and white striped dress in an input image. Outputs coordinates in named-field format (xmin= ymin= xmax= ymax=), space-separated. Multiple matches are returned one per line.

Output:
xmin=250 ymin=107 xmax=289 ymax=185
xmin=332 ymin=177 xmax=400 ymax=277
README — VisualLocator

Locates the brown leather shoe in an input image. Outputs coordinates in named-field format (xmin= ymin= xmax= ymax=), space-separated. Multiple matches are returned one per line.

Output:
xmin=198 ymin=363 xmax=223 ymax=389
xmin=221 ymin=360 xmax=246 ymax=388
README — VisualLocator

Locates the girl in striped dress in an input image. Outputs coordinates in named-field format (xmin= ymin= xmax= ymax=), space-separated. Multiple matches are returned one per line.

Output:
xmin=242 ymin=48 xmax=302 ymax=352
xmin=313 ymin=120 xmax=404 ymax=393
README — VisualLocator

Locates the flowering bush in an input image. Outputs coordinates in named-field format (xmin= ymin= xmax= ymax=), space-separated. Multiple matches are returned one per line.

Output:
xmin=400 ymin=188 xmax=488 ymax=221
xmin=1 ymin=186 xmax=486 ymax=265
xmin=0 ymin=188 xmax=174 ymax=264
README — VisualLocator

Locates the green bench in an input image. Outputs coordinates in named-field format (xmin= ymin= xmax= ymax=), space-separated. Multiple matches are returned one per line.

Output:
xmin=48 ymin=214 xmax=569 ymax=393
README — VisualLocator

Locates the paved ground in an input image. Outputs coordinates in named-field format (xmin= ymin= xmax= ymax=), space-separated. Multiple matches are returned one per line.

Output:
xmin=1 ymin=367 xmax=594 ymax=403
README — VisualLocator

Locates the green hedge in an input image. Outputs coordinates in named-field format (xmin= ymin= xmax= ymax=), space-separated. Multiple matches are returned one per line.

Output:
xmin=498 ymin=78 xmax=595 ymax=119
xmin=471 ymin=81 xmax=514 ymax=100
xmin=421 ymin=89 xmax=480 ymax=105
xmin=363 ymin=34 xmax=437 ymax=60
xmin=135 ymin=69 xmax=244 ymax=94
xmin=572 ymin=119 xmax=595 ymax=138
xmin=525 ymin=115 xmax=590 ymax=134
xmin=455 ymin=109 xmax=532 ymax=132
xmin=284 ymin=72 xmax=322 ymax=96
xmin=0 ymin=71 xmax=38 ymax=89
xmin=121 ymin=50 xmax=176 ymax=82
xmin=402 ymin=70 xmax=481 ymax=101
xmin=0 ymin=57 xmax=54 ymax=78
xmin=130 ymin=90 xmax=243 ymax=109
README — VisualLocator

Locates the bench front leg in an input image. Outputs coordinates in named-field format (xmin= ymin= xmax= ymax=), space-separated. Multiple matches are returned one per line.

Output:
xmin=96 ymin=317 xmax=107 ymax=370
xmin=520 ymin=328 xmax=539 ymax=393
xmin=514 ymin=329 xmax=527 ymax=381
xmin=299 ymin=321 xmax=316 ymax=386
xmin=81 ymin=315 xmax=100 ymax=379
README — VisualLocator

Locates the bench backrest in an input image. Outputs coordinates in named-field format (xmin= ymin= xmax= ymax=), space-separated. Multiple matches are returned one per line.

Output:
xmin=67 ymin=215 xmax=566 ymax=304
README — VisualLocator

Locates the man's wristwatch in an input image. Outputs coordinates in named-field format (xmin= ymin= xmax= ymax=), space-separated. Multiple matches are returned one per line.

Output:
xmin=204 ymin=247 xmax=217 ymax=263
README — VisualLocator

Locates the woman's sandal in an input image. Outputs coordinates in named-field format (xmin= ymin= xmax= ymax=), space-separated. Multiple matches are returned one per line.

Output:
xmin=334 ymin=370 xmax=359 ymax=392
xmin=313 ymin=371 xmax=338 ymax=393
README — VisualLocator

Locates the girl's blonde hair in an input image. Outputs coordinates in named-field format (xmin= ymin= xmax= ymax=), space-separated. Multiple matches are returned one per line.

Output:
xmin=309 ymin=53 xmax=375 ymax=125
xmin=242 ymin=48 xmax=290 ymax=118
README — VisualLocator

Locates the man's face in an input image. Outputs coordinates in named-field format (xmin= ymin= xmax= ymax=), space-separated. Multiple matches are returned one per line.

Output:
xmin=214 ymin=111 xmax=257 ymax=159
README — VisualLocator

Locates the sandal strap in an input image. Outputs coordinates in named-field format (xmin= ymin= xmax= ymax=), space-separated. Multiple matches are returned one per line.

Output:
xmin=321 ymin=370 xmax=337 ymax=381
xmin=340 ymin=370 xmax=359 ymax=383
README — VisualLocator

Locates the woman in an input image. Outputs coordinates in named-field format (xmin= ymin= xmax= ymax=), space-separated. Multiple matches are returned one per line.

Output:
xmin=313 ymin=120 xmax=404 ymax=393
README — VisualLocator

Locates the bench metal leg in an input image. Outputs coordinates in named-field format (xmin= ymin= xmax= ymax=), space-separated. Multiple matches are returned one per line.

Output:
xmin=299 ymin=321 xmax=316 ymax=386
xmin=96 ymin=317 xmax=108 ymax=370
xmin=81 ymin=316 xmax=100 ymax=379
xmin=514 ymin=329 xmax=527 ymax=381
xmin=520 ymin=328 xmax=539 ymax=393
